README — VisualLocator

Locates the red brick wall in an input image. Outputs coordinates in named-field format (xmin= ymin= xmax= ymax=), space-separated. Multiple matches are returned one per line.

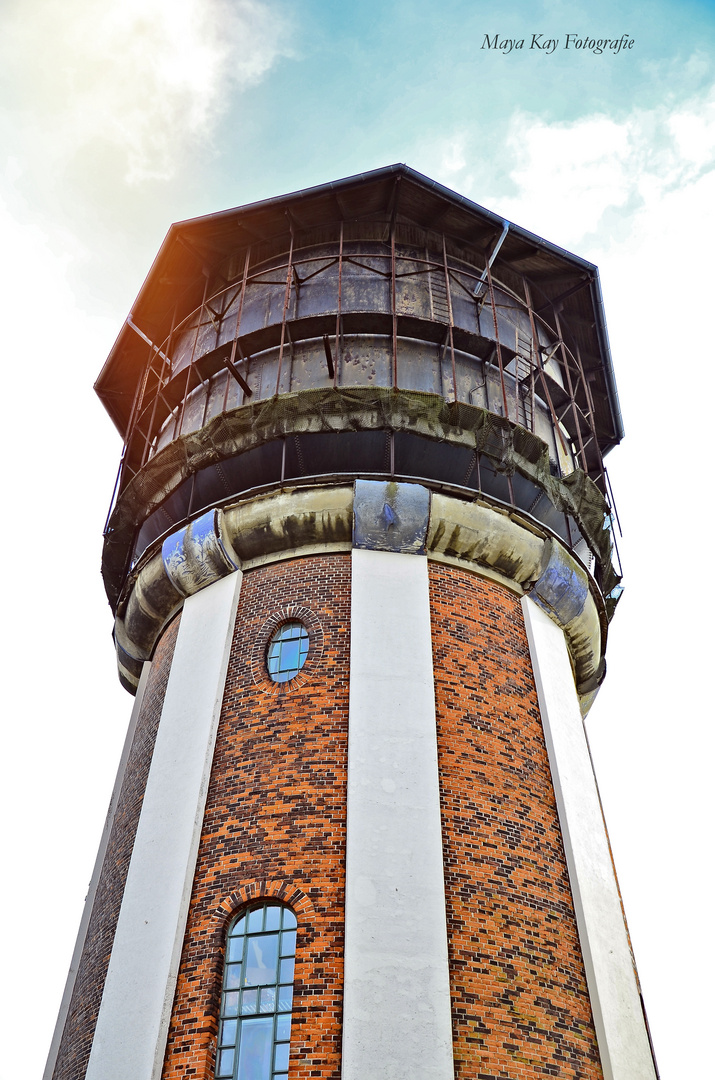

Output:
xmin=52 ymin=614 xmax=181 ymax=1080
xmin=161 ymin=554 xmax=351 ymax=1080
xmin=429 ymin=562 xmax=603 ymax=1079
xmin=59 ymin=551 xmax=604 ymax=1080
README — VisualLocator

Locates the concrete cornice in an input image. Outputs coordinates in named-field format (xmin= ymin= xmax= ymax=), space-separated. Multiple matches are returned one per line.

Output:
xmin=115 ymin=483 xmax=606 ymax=713
xmin=101 ymin=388 xmax=621 ymax=618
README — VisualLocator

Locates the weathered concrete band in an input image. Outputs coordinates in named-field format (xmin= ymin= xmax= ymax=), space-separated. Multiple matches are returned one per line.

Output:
xmin=115 ymin=483 xmax=607 ymax=710
xmin=161 ymin=508 xmax=240 ymax=596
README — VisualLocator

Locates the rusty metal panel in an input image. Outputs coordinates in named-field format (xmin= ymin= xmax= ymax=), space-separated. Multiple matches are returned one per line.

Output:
xmin=294 ymin=253 xmax=339 ymax=318
xmin=288 ymin=340 xmax=334 ymax=394
xmin=339 ymin=335 xmax=391 ymax=388
xmin=395 ymin=339 xmax=442 ymax=394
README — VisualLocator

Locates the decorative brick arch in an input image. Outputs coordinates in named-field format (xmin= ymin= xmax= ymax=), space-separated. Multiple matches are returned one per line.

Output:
xmin=212 ymin=878 xmax=317 ymax=940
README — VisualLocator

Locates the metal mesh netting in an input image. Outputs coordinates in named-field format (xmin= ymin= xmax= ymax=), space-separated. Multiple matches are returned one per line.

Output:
xmin=104 ymin=387 xmax=620 ymax=613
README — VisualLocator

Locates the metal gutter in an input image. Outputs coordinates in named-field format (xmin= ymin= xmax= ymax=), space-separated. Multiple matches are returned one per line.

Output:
xmin=589 ymin=272 xmax=624 ymax=445
xmin=171 ymin=163 xmax=601 ymax=276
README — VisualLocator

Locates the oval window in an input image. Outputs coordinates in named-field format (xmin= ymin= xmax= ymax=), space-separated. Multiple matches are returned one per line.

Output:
xmin=266 ymin=622 xmax=309 ymax=683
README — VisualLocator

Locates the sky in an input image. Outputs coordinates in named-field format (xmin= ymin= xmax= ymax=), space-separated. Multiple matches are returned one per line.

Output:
xmin=1 ymin=1 xmax=714 ymax=1076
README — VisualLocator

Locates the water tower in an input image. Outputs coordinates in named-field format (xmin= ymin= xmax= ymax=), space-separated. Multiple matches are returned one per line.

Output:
xmin=46 ymin=165 xmax=658 ymax=1080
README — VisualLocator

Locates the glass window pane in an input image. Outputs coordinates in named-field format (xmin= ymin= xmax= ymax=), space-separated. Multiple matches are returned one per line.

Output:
xmin=274 ymin=1042 xmax=290 ymax=1072
xmin=277 ymin=985 xmax=293 ymax=1012
xmin=220 ymin=1018 xmax=238 ymax=1047
xmin=227 ymin=935 xmax=244 ymax=962
xmin=279 ymin=957 xmax=294 ymax=983
xmin=233 ymin=915 xmax=247 ymax=935
xmin=245 ymin=934 xmax=278 ymax=985
xmin=259 ymin=987 xmax=276 ymax=1014
xmin=280 ymin=638 xmax=301 ymax=671
xmin=264 ymin=906 xmax=281 ymax=932
xmin=226 ymin=964 xmax=242 ymax=990
xmin=248 ymin=907 xmax=264 ymax=934
xmin=241 ymin=988 xmax=258 ymax=1015
xmin=217 ymin=1048 xmax=234 ymax=1077
xmin=282 ymin=910 xmax=297 ymax=930
xmin=276 ymin=1015 xmax=291 ymax=1041
xmin=223 ymin=992 xmax=239 ymax=1017
xmin=237 ymin=1017 xmax=273 ymax=1080
xmin=280 ymin=930 xmax=296 ymax=956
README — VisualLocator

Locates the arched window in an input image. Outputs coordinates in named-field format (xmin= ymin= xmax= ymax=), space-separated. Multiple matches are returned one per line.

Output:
xmin=215 ymin=903 xmax=297 ymax=1080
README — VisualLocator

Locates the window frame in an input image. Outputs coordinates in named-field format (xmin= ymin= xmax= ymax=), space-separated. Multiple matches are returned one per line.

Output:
xmin=265 ymin=621 xmax=310 ymax=683
xmin=215 ymin=902 xmax=297 ymax=1080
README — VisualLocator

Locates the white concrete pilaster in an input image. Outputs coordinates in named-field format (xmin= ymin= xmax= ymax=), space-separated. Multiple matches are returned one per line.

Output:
xmin=521 ymin=596 xmax=657 ymax=1080
xmin=44 ymin=663 xmax=151 ymax=1080
xmin=86 ymin=570 xmax=242 ymax=1080
xmin=342 ymin=549 xmax=453 ymax=1080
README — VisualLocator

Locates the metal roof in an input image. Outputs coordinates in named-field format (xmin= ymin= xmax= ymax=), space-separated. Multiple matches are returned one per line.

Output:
xmin=95 ymin=163 xmax=623 ymax=452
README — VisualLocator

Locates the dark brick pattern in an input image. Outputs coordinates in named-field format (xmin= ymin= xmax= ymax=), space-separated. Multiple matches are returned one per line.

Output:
xmin=52 ymin=614 xmax=181 ymax=1080
xmin=429 ymin=562 xmax=603 ymax=1079
xmin=161 ymin=555 xmax=351 ymax=1080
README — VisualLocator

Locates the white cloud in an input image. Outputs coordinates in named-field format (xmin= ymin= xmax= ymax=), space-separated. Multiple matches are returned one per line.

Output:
xmin=1 ymin=0 xmax=292 ymax=184
xmin=439 ymin=133 xmax=468 ymax=177
xmin=668 ymin=94 xmax=715 ymax=176
xmin=423 ymin=85 xmax=715 ymax=254
xmin=411 ymin=92 xmax=715 ymax=258
xmin=498 ymin=113 xmax=634 ymax=241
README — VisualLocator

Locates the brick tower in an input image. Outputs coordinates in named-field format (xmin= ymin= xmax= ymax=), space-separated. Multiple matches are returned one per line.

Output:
xmin=46 ymin=166 xmax=658 ymax=1080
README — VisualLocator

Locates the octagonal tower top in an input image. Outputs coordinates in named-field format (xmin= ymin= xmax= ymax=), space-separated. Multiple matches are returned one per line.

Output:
xmin=96 ymin=165 xmax=623 ymax=642
xmin=97 ymin=163 xmax=621 ymax=452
